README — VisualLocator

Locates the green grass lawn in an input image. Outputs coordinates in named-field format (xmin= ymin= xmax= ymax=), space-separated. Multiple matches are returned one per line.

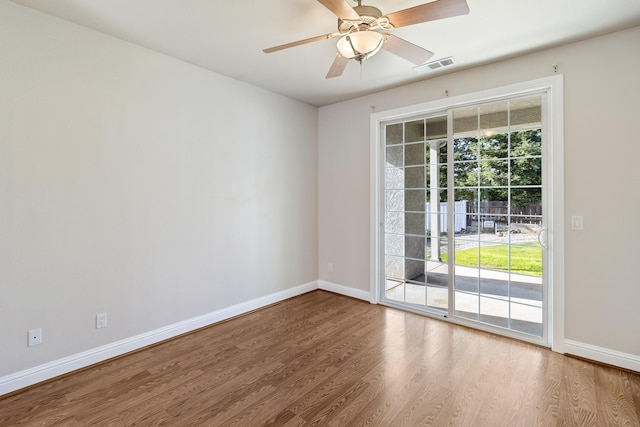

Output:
xmin=444 ymin=242 xmax=542 ymax=276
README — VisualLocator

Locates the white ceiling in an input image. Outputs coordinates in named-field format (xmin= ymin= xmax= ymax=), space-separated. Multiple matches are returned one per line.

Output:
xmin=11 ymin=0 xmax=640 ymax=106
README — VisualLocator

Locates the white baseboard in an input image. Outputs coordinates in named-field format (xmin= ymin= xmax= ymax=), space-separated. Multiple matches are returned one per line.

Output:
xmin=564 ymin=339 xmax=640 ymax=372
xmin=318 ymin=280 xmax=371 ymax=302
xmin=0 ymin=281 xmax=318 ymax=397
xmin=11 ymin=283 xmax=636 ymax=398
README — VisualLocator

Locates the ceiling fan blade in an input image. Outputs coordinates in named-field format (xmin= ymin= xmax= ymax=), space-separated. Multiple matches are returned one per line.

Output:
xmin=263 ymin=34 xmax=335 ymax=53
xmin=326 ymin=54 xmax=349 ymax=79
xmin=317 ymin=0 xmax=361 ymax=20
xmin=385 ymin=0 xmax=469 ymax=28
xmin=382 ymin=34 xmax=434 ymax=65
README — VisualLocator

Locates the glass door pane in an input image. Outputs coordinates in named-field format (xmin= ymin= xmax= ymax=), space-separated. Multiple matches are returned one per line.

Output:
xmin=451 ymin=96 xmax=544 ymax=338
xmin=383 ymin=116 xmax=448 ymax=313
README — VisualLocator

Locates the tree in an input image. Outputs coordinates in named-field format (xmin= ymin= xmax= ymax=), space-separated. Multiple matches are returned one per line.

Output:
xmin=451 ymin=129 xmax=542 ymax=211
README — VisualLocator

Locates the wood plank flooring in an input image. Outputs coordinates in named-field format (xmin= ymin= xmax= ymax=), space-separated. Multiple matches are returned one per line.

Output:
xmin=1 ymin=290 xmax=639 ymax=426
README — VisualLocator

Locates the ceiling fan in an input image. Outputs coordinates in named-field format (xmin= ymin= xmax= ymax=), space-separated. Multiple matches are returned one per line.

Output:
xmin=263 ymin=0 xmax=469 ymax=78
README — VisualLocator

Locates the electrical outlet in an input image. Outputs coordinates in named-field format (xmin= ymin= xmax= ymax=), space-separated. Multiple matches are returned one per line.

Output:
xmin=28 ymin=328 xmax=42 ymax=347
xmin=96 ymin=312 xmax=108 ymax=329
xmin=328 ymin=263 xmax=333 ymax=272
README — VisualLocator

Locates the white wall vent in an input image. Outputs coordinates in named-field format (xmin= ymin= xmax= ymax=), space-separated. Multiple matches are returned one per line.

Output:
xmin=413 ymin=57 xmax=457 ymax=73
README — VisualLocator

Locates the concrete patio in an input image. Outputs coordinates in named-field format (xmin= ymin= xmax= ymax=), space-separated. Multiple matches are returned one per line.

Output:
xmin=386 ymin=261 xmax=543 ymax=336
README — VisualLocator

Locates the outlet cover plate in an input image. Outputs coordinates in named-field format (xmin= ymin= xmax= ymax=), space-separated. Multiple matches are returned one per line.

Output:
xmin=96 ymin=312 xmax=108 ymax=329
xmin=28 ymin=328 xmax=42 ymax=347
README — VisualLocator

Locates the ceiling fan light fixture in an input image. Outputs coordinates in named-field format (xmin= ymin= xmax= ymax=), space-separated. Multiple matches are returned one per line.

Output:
xmin=336 ymin=31 xmax=384 ymax=61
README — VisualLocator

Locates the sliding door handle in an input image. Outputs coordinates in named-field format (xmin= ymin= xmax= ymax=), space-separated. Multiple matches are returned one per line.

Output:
xmin=537 ymin=227 xmax=548 ymax=249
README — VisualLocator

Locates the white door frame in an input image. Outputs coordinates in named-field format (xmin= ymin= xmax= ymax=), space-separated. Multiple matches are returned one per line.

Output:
xmin=369 ymin=75 xmax=565 ymax=353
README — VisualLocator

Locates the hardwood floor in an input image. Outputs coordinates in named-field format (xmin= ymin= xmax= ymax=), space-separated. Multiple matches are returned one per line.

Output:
xmin=1 ymin=290 xmax=639 ymax=426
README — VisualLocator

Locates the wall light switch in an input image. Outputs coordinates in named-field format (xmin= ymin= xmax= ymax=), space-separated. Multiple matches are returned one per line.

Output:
xmin=571 ymin=215 xmax=584 ymax=230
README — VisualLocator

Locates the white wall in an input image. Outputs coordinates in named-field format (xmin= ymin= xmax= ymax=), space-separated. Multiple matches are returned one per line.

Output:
xmin=318 ymin=27 xmax=640 ymax=360
xmin=0 ymin=0 xmax=318 ymax=378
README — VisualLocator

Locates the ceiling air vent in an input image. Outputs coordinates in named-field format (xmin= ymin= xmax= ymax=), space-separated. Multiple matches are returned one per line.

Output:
xmin=413 ymin=57 xmax=457 ymax=73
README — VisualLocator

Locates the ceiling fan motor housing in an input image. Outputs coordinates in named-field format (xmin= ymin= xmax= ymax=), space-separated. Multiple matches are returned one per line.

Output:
xmin=338 ymin=5 xmax=383 ymax=32
xmin=353 ymin=5 xmax=383 ymax=18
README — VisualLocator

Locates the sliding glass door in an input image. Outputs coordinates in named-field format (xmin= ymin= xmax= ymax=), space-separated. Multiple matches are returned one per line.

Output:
xmin=380 ymin=93 xmax=548 ymax=344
